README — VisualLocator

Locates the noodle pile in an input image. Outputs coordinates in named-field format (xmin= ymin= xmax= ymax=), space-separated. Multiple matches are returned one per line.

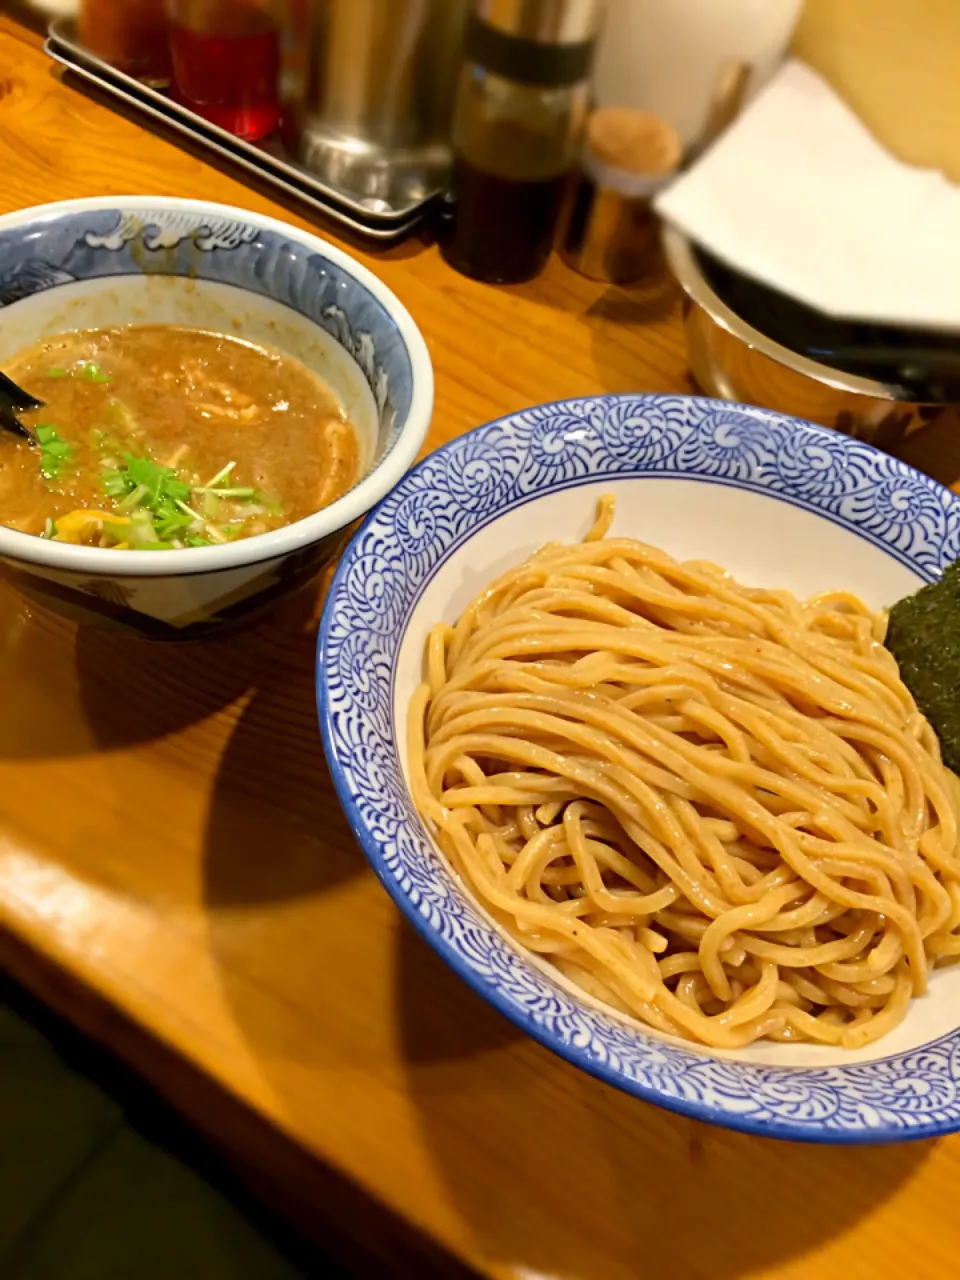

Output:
xmin=408 ymin=497 xmax=960 ymax=1049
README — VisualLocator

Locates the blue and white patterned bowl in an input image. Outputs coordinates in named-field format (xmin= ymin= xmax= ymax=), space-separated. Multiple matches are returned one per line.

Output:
xmin=0 ymin=196 xmax=432 ymax=638
xmin=318 ymin=394 xmax=960 ymax=1143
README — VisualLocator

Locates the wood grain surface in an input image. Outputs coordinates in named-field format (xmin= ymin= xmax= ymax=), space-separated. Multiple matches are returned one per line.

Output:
xmin=2 ymin=15 xmax=960 ymax=1280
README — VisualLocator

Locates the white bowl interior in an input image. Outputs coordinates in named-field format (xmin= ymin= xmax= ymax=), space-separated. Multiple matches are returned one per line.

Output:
xmin=0 ymin=274 xmax=380 ymax=475
xmin=394 ymin=476 xmax=960 ymax=1069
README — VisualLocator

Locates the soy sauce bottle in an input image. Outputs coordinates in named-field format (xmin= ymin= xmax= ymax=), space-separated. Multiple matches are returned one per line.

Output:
xmin=442 ymin=0 xmax=607 ymax=285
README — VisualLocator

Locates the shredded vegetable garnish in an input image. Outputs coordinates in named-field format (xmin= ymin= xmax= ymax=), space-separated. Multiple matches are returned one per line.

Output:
xmin=35 ymin=398 xmax=282 ymax=550
xmin=45 ymin=363 xmax=112 ymax=383
xmin=194 ymin=486 xmax=257 ymax=499
xmin=203 ymin=461 xmax=235 ymax=488
xmin=48 ymin=452 xmax=283 ymax=550
xmin=100 ymin=454 xmax=194 ymax=548
xmin=35 ymin=425 xmax=74 ymax=483
xmin=9 ymin=324 xmax=346 ymax=555
xmin=103 ymin=453 xmax=191 ymax=508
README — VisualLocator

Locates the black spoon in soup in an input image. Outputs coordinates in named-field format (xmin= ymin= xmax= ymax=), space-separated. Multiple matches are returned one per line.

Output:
xmin=0 ymin=370 xmax=43 ymax=444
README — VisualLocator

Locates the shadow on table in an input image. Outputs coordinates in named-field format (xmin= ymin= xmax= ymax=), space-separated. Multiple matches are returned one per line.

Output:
xmin=196 ymin=597 xmax=520 ymax=1263
xmin=201 ymin=572 xmax=369 ymax=907
xmin=582 ymin=255 xmax=687 ymax=398
xmin=197 ymin=632 xmax=500 ymax=1273
xmin=0 ymin=560 xmax=345 ymax=762
xmin=202 ymin=676 xmax=366 ymax=908
xmin=0 ymin=586 xmax=260 ymax=759
xmin=393 ymin=923 xmax=932 ymax=1280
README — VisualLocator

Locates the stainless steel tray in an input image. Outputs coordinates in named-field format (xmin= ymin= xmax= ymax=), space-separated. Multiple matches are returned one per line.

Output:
xmin=44 ymin=21 xmax=435 ymax=244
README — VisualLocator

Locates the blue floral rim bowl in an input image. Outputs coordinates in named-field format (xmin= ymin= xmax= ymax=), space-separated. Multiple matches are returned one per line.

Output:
xmin=318 ymin=393 xmax=960 ymax=1143
xmin=0 ymin=196 xmax=433 ymax=638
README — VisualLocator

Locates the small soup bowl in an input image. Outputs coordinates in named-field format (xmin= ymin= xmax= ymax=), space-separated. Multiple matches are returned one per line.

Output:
xmin=0 ymin=196 xmax=433 ymax=638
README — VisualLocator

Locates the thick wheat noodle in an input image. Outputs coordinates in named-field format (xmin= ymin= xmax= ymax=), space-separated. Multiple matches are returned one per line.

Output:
xmin=407 ymin=496 xmax=960 ymax=1049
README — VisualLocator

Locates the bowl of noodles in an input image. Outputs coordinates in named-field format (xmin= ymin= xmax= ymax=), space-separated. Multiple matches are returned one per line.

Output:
xmin=318 ymin=394 xmax=960 ymax=1142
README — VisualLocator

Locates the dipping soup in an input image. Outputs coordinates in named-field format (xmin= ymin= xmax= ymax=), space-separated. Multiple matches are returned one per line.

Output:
xmin=0 ymin=324 xmax=360 ymax=550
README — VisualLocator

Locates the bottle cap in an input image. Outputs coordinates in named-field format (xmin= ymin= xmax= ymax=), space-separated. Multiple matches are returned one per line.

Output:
xmin=580 ymin=108 xmax=682 ymax=199
xmin=466 ymin=0 xmax=605 ymax=86
xmin=587 ymin=108 xmax=682 ymax=176
xmin=475 ymin=0 xmax=607 ymax=46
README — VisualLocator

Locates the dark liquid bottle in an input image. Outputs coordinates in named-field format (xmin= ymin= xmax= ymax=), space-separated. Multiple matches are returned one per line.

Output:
xmin=444 ymin=129 xmax=570 ymax=284
xmin=442 ymin=4 xmax=604 ymax=285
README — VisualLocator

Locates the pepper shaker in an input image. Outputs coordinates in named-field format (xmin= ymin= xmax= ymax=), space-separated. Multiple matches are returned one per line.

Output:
xmin=561 ymin=107 xmax=681 ymax=284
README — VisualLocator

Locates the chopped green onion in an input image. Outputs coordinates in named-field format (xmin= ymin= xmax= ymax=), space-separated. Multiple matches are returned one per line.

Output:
xmin=125 ymin=454 xmax=191 ymax=505
xmin=101 ymin=519 xmax=130 ymax=543
xmin=35 ymin=425 xmax=74 ymax=483
xmin=47 ymin=368 xmax=67 ymax=379
xmin=97 ymin=451 xmax=265 ymax=549
xmin=80 ymin=362 xmax=112 ymax=383
xmin=127 ymin=509 xmax=157 ymax=549
xmin=175 ymin=498 xmax=203 ymax=522
xmin=203 ymin=460 xmax=236 ymax=488
xmin=202 ymin=490 xmax=222 ymax=521
xmin=43 ymin=517 xmax=55 ymax=539
xmin=154 ymin=513 xmax=193 ymax=539
xmin=193 ymin=486 xmax=257 ymax=500
xmin=101 ymin=471 xmax=129 ymax=498
xmin=117 ymin=483 xmax=149 ymax=512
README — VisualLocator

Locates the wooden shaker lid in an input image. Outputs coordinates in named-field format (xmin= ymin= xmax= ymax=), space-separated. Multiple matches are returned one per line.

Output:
xmin=586 ymin=108 xmax=682 ymax=177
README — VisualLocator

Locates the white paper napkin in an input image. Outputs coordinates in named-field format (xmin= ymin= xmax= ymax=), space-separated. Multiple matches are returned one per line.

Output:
xmin=655 ymin=59 xmax=960 ymax=331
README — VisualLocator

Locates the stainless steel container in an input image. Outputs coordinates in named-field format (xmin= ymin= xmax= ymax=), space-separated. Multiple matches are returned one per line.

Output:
xmin=663 ymin=225 xmax=951 ymax=452
xmin=283 ymin=0 xmax=469 ymax=214
xmin=475 ymin=0 xmax=606 ymax=43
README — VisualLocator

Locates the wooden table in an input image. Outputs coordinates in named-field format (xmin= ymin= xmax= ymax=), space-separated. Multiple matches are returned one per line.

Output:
xmin=3 ymin=15 xmax=960 ymax=1280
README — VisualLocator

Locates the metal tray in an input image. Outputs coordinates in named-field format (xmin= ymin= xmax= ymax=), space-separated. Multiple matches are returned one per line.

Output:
xmin=44 ymin=21 xmax=435 ymax=244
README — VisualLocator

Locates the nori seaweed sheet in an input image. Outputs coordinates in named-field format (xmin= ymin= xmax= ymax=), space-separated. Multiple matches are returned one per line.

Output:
xmin=885 ymin=561 xmax=960 ymax=773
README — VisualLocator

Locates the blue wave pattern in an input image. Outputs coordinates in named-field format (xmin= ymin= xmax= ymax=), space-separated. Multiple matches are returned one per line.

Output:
xmin=0 ymin=208 xmax=412 ymax=461
xmin=321 ymin=395 xmax=960 ymax=1139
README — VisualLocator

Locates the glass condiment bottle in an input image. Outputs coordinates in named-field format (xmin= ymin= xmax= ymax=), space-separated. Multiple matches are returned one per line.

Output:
xmin=166 ymin=0 xmax=282 ymax=141
xmin=442 ymin=0 xmax=607 ymax=285
xmin=561 ymin=108 xmax=681 ymax=283
xmin=79 ymin=0 xmax=171 ymax=87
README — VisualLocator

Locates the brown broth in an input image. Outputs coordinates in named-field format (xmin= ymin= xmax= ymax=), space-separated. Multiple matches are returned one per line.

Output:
xmin=0 ymin=325 xmax=360 ymax=546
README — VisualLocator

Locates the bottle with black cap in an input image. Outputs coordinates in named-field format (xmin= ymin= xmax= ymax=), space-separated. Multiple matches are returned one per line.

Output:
xmin=441 ymin=0 xmax=607 ymax=285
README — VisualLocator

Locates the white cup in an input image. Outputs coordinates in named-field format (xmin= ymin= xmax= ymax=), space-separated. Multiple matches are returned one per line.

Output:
xmin=591 ymin=0 xmax=804 ymax=151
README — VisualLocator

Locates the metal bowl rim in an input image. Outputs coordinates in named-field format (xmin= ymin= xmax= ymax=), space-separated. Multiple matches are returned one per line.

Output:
xmin=662 ymin=225 xmax=914 ymax=403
